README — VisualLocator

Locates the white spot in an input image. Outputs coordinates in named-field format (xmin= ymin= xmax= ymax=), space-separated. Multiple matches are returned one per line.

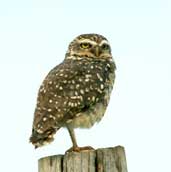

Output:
xmin=66 ymin=119 xmax=72 ymax=123
xmin=71 ymin=96 xmax=78 ymax=99
xmin=64 ymin=74 xmax=68 ymax=78
xmin=90 ymin=85 xmax=94 ymax=90
xmin=49 ymin=99 xmax=53 ymax=103
xmin=48 ymin=135 xmax=53 ymax=138
xmin=59 ymin=73 xmax=64 ymax=76
xmin=59 ymin=86 xmax=63 ymax=90
xmin=55 ymin=101 xmax=58 ymax=104
xmin=37 ymin=129 xmax=43 ymax=134
xmin=37 ymin=107 xmax=41 ymax=110
xmin=107 ymin=63 xmax=111 ymax=68
xmin=76 ymin=84 xmax=80 ymax=89
xmin=42 ymin=107 xmax=46 ymax=110
xmin=57 ymin=109 xmax=61 ymax=112
xmin=43 ymin=117 xmax=47 ymax=121
xmin=76 ymin=96 xmax=83 ymax=101
xmin=49 ymin=115 xmax=56 ymax=120
xmin=96 ymin=65 xmax=102 ymax=70
xmin=79 ymin=78 xmax=83 ymax=82
xmin=76 ymin=113 xmax=81 ymax=117
xmin=97 ymin=73 xmax=103 ymax=81
xmin=39 ymin=88 xmax=43 ymax=92
xmin=85 ymin=78 xmax=89 ymax=82
xmin=75 ymin=91 xmax=78 ymax=96
xmin=71 ymin=80 xmax=75 ymax=84
xmin=57 ymin=114 xmax=62 ymax=118
xmin=97 ymin=88 xmax=103 ymax=93
xmin=85 ymin=74 xmax=92 ymax=78
xmin=48 ymin=108 xmax=52 ymax=112
xmin=100 ymin=84 xmax=104 ymax=89
xmin=96 ymin=98 xmax=99 ymax=102
xmin=90 ymin=65 xmax=94 ymax=69
xmin=63 ymin=80 xmax=67 ymax=83
xmin=85 ymin=88 xmax=89 ymax=92
xmin=56 ymin=85 xmax=59 ymax=88
xmin=54 ymin=94 xmax=57 ymax=97
xmin=80 ymin=89 xmax=84 ymax=94
xmin=80 ymin=96 xmax=83 ymax=101
xmin=43 ymin=141 xmax=49 ymax=145
xmin=92 ymin=96 xmax=95 ymax=102
xmin=48 ymin=81 xmax=53 ymax=85
xmin=64 ymin=101 xmax=67 ymax=105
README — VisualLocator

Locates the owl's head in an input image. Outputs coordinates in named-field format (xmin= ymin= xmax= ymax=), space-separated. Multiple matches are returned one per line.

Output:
xmin=65 ymin=34 xmax=112 ymax=60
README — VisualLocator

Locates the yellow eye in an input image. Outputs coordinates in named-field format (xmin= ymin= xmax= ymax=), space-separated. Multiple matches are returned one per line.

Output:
xmin=80 ymin=42 xmax=92 ymax=49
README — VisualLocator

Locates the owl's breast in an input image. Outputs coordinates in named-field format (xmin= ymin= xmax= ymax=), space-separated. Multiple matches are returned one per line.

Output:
xmin=68 ymin=60 xmax=116 ymax=128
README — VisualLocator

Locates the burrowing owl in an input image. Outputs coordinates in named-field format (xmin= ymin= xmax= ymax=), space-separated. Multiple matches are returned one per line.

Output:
xmin=30 ymin=34 xmax=116 ymax=151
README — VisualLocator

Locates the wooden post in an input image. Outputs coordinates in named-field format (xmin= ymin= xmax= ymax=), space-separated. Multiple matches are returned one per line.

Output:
xmin=38 ymin=146 xmax=128 ymax=172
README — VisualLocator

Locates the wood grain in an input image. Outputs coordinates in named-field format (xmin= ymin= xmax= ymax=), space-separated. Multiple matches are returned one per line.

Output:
xmin=38 ymin=146 xmax=128 ymax=172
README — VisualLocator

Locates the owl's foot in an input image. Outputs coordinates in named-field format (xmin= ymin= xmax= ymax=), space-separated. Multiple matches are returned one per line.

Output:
xmin=66 ymin=146 xmax=95 ymax=153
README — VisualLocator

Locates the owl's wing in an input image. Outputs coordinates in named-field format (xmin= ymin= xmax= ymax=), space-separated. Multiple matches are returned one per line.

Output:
xmin=30 ymin=59 xmax=115 ymax=146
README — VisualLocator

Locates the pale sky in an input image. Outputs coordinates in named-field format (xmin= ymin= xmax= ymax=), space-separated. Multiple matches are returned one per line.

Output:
xmin=0 ymin=0 xmax=171 ymax=172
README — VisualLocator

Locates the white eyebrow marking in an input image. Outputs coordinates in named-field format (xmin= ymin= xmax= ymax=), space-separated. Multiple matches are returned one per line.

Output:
xmin=99 ymin=40 xmax=110 ymax=46
xmin=78 ymin=39 xmax=97 ymax=45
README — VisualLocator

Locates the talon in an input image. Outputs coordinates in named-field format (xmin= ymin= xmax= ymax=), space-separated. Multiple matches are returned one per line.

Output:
xmin=66 ymin=146 xmax=95 ymax=153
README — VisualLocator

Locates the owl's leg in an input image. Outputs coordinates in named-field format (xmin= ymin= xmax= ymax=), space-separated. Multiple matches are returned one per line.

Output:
xmin=67 ymin=126 xmax=78 ymax=149
xmin=66 ymin=126 xmax=95 ymax=153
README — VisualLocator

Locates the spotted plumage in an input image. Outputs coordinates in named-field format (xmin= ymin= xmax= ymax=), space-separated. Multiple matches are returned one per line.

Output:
xmin=30 ymin=34 xmax=116 ymax=150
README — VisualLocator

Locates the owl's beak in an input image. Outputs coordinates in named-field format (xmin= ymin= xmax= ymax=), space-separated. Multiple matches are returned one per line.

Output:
xmin=94 ymin=46 xmax=101 ymax=57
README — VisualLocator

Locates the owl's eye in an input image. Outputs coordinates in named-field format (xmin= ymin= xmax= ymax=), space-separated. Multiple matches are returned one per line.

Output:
xmin=101 ymin=44 xmax=110 ymax=50
xmin=80 ymin=42 xmax=92 ymax=49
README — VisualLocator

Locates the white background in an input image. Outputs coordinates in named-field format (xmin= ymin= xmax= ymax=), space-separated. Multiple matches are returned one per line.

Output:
xmin=0 ymin=0 xmax=171 ymax=171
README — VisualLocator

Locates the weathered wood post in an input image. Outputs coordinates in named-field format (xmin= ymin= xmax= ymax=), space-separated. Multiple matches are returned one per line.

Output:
xmin=38 ymin=146 xmax=128 ymax=172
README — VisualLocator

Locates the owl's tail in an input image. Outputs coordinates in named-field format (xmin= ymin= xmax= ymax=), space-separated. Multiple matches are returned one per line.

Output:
xmin=29 ymin=127 xmax=60 ymax=148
